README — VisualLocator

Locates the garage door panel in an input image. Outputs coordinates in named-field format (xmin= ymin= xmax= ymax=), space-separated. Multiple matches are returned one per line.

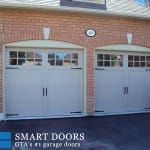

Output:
xmin=96 ymin=70 xmax=124 ymax=113
xmin=127 ymin=71 xmax=150 ymax=111
xmin=5 ymin=70 xmax=43 ymax=85
xmin=46 ymin=69 xmax=83 ymax=115
xmin=6 ymin=100 xmax=43 ymax=117
xmin=5 ymin=69 xmax=43 ymax=117
xmin=127 ymin=53 xmax=150 ymax=112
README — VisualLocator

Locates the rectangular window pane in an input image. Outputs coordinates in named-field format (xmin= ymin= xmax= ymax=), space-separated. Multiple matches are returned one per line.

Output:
xmin=64 ymin=60 xmax=71 ymax=66
xmin=104 ymin=54 xmax=110 ymax=60
xmin=117 ymin=55 xmax=123 ymax=61
xmin=140 ymin=56 xmax=145 ymax=61
xmin=134 ymin=62 xmax=139 ymax=67
xmin=56 ymin=60 xmax=63 ymax=66
xmin=104 ymin=61 xmax=110 ymax=66
xmin=10 ymin=51 xmax=17 ymax=58
xmin=35 ymin=51 xmax=42 ymax=59
xmin=9 ymin=50 xmax=43 ymax=66
xmin=128 ymin=62 xmax=133 ymax=67
xmin=56 ymin=53 xmax=63 ymax=66
xmin=128 ymin=55 xmax=133 ymax=61
xmin=118 ymin=61 xmax=123 ymax=67
xmin=97 ymin=54 xmax=103 ymax=60
xmin=64 ymin=53 xmax=71 ymax=60
xmin=111 ymin=61 xmax=117 ymax=67
xmin=72 ymin=60 xmax=78 ymax=66
xmin=72 ymin=53 xmax=78 ymax=59
xmin=35 ymin=59 xmax=42 ymax=66
xmin=48 ymin=53 xmax=55 ymax=59
xmin=140 ymin=62 xmax=145 ymax=67
xmin=9 ymin=59 xmax=17 ymax=65
xmin=56 ymin=53 xmax=63 ymax=59
xmin=64 ymin=53 xmax=71 ymax=66
xmin=97 ymin=61 xmax=103 ymax=67
xmin=26 ymin=59 xmax=34 ymax=65
xmin=18 ymin=51 xmax=26 ymax=58
xmin=111 ymin=55 xmax=117 ymax=61
xmin=146 ymin=56 xmax=150 ymax=61
xmin=96 ymin=54 xmax=124 ymax=67
xmin=18 ymin=59 xmax=26 ymax=65
xmin=134 ymin=56 xmax=139 ymax=61
xmin=48 ymin=59 xmax=55 ymax=66
xmin=146 ymin=62 xmax=150 ymax=67
xmin=27 ymin=52 xmax=34 ymax=59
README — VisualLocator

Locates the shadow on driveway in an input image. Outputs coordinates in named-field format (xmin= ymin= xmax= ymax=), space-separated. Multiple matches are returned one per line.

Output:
xmin=0 ymin=113 xmax=150 ymax=150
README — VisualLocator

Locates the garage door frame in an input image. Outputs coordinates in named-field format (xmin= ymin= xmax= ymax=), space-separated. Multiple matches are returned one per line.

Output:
xmin=2 ymin=40 xmax=87 ymax=120
xmin=94 ymin=44 xmax=150 ymax=116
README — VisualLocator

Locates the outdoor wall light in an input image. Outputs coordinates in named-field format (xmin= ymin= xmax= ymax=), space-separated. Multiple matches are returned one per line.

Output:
xmin=85 ymin=29 xmax=96 ymax=37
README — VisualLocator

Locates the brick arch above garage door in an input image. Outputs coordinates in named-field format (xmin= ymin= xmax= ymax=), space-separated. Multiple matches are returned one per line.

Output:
xmin=94 ymin=35 xmax=150 ymax=48
xmin=0 ymin=30 xmax=149 ymax=48
xmin=0 ymin=30 xmax=88 ymax=47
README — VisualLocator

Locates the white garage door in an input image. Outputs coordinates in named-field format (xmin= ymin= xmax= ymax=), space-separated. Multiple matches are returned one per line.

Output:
xmin=5 ymin=48 xmax=84 ymax=118
xmin=95 ymin=51 xmax=150 ymax=114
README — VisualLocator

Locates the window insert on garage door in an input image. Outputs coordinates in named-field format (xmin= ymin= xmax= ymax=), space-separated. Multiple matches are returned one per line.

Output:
xmin=97 ymin=53 xmax=123 ymax=67
xmin=128 ymin=55 xmax=150 ymax=67
xmin=48 ymin=52 xmax=79 ymax=66
xmin=9 ymin=51 xmax=42 ymax=66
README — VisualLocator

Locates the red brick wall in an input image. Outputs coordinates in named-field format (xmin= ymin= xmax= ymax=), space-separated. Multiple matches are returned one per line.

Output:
xmin=0 ymin=21 xmax=3 ymax=33
xmin=0 ymin=8 xmax=150 ymax=114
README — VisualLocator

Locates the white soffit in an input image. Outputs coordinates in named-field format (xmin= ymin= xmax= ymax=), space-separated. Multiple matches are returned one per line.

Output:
xmin=4 ymin=40 xmax=84 ymax=49
xmin=96 ymin=44 xmax=150 ymax=52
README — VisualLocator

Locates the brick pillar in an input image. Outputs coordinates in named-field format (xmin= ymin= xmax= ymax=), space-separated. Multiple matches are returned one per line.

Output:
xmin=86 ymin=42 xmax=95 ymax=116
xmin=0 ymin=43 xmax=3 ymax=113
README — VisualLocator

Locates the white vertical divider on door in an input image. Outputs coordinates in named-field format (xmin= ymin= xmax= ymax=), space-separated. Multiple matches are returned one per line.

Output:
xmin=122 ymin=53 xmax=129 ymax=111
xmin=42 ymin=50 xmax=48 ymax=115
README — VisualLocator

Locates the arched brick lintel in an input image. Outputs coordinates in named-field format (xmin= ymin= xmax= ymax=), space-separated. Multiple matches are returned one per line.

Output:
xmin=0 ymin=31 xmax=149 ymax=48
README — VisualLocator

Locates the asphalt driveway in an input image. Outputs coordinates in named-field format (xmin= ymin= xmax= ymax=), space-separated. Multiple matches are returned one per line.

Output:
xmin=0 ymin=113 xmax=150 ymax=150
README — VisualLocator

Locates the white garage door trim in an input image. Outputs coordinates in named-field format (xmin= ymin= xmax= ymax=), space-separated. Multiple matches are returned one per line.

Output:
xmin=94 ymin=44 xmax=150 ymax=116
xmin=4 ymin=40 xmax=85 ymax=49
xmin=96 ymin=44 xmax=150 ymax=52
xmin=3 ymin=40 xmax=86 ymax=120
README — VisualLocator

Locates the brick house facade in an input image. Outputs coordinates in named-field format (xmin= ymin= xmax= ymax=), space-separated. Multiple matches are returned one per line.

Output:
xmin=0 ymin=0 xmax=150 ymax=119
